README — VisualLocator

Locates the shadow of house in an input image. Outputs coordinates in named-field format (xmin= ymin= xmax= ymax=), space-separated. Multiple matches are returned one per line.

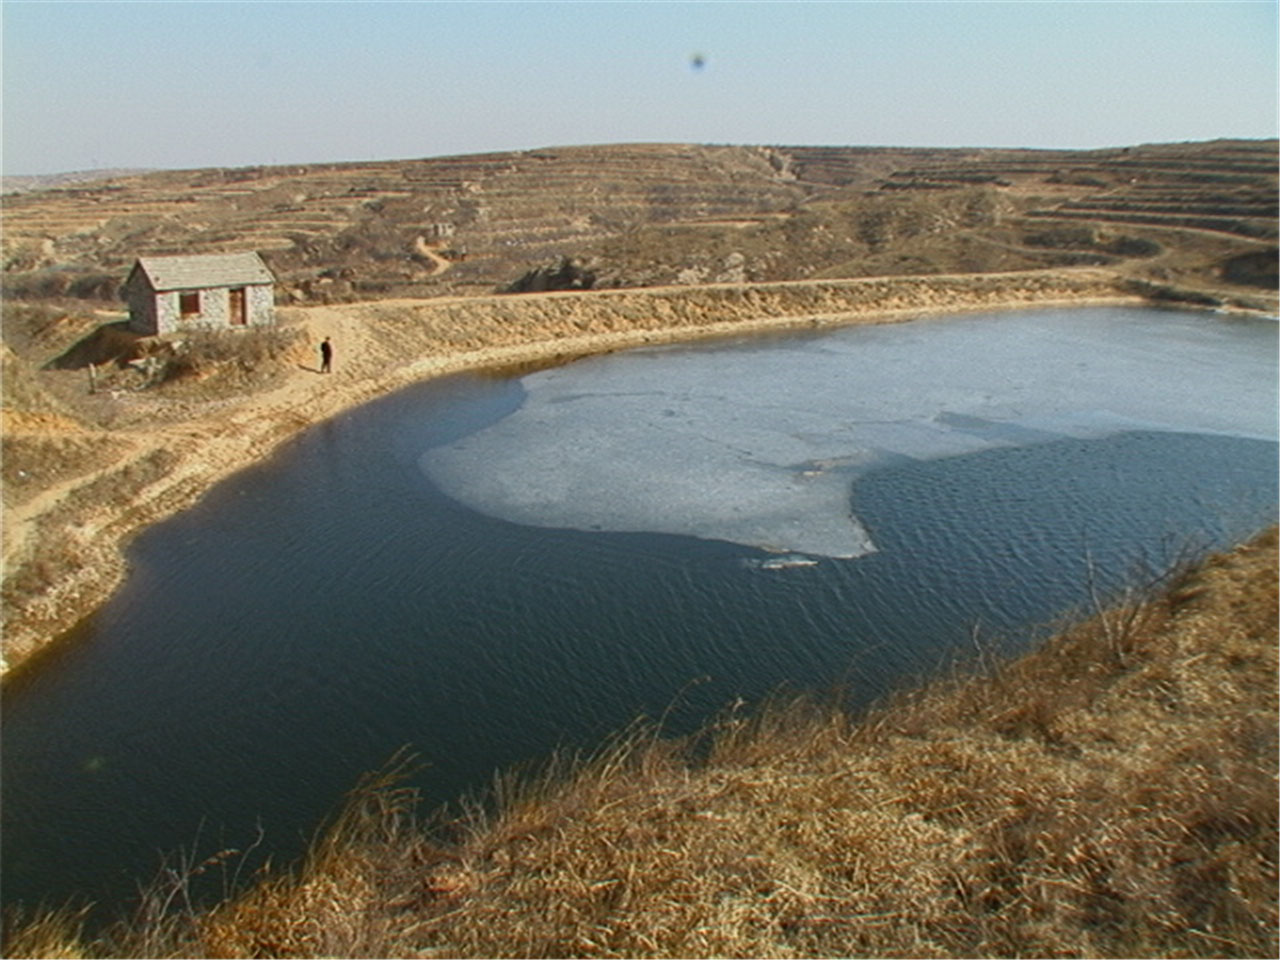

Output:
xmin=43 ymin=321 xmax=146 ymax=371
xmin=122 ymin=252 xmax=276 ymax=336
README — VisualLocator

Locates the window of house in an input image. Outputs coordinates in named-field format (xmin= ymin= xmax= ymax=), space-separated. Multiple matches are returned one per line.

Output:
xmin=179 ymin=291 xmax=201 ymax=318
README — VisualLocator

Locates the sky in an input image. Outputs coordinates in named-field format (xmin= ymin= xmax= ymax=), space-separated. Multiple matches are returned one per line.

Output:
xmin=2 ymin=0 xmax=1276 ymax=176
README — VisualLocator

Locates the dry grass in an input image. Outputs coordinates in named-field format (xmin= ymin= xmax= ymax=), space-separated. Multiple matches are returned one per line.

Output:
xmin=1 ymin=446 xmax=182 ymax=656
xmin=149 ymin=324 xmax=307 ymax=399
xmin=6 ymin=531 xmax=1276 ymax=959
xmin=1 ymin=306 xmax=103 ymax=424
xmin=1 ymin=301 xmax=305 ymax=423
xmin=0 ymin=432 xmax=126 ymax=507
xmin=1 ymin=905 xmax=93 ymax=960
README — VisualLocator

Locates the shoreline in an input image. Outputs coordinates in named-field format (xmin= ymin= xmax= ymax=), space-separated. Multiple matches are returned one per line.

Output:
xmin=0 ymin=268 xmax=1269 ymax=676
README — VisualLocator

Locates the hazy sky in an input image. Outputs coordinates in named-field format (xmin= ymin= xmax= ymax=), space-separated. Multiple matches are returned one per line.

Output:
xmin=3 ymin=1 xmax=1276 ymax=175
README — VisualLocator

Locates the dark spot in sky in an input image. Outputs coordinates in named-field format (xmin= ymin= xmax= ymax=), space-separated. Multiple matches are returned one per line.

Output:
xmin=690 ymin=53 xmax=707 ymax=72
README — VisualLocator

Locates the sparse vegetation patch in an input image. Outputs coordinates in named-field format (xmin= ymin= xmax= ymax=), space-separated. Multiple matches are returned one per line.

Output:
xmin=155 ymin=325 xmax=305 ymax=394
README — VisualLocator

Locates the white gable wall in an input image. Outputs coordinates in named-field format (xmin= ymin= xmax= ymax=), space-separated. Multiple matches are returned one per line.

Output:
xmin=248 ymin=284 xmax=275 ymax=326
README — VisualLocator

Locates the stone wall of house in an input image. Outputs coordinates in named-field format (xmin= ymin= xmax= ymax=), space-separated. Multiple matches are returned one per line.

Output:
xmin=155 ymin=290 xmax=185 ymax=334
xmin=155 ymin=284 xmax=275 ymax=335
xmin=125 ymin=283 xmax=159 ymax=335
xmin=248 ymin=284 xmax=276 ymax=326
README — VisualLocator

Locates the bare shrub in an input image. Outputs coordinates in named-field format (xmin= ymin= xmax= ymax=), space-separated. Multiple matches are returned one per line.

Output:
xmin=2 ymin=269 xmax=120 ymax=302
xmin=194 ymin=750 xmax=431 ymax=959
xmin=158 ymin=325 xmax=302 ymax=386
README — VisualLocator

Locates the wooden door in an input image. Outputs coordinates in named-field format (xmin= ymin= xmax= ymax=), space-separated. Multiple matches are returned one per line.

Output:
xmin=229 ymin=287 xmax=247 ymax=325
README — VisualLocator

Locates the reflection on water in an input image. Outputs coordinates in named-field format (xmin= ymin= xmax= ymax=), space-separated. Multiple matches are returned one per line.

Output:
xmin=1 ymin=306 xmax=1275 ymax=922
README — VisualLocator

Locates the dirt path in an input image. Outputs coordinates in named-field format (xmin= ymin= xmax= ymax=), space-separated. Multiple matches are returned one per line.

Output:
xmin=412 ymin=236 xmax=453 ymax=276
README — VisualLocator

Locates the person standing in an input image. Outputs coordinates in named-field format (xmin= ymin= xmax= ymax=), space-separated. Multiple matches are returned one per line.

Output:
xmin=320 ymin=336 xmax=333 ymax=373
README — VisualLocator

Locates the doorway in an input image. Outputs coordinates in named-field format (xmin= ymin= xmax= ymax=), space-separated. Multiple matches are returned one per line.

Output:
xmin=229 ymin=288 xmax=247 ymax=326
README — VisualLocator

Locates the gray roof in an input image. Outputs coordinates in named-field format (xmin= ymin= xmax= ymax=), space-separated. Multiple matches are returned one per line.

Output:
xmin=132 ymin=252 xmax=274 ymax=291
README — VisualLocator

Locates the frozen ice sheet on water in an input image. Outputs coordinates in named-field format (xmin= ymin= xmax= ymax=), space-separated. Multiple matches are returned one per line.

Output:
xmin=419 ymin=308 xmax=1278 ymax=558
xmin=424 ymin=382 xmax=880 ymax=557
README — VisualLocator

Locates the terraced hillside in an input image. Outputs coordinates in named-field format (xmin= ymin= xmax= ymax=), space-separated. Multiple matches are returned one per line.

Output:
xmin=3 ymin=139 xmax=1275 ymax=307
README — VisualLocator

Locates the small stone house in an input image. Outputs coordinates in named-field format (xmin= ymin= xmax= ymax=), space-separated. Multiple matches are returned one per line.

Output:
xmin=123 ymin=252 xmax=276 ymax=336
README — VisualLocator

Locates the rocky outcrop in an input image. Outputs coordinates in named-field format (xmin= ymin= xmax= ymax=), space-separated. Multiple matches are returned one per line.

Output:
xmin=506 ymin=256 xmax=600 ymax=292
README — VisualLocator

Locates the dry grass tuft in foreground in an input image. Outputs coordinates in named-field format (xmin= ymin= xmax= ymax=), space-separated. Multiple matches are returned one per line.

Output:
xmin=6 ymin=529 xmax=1276 ymax=958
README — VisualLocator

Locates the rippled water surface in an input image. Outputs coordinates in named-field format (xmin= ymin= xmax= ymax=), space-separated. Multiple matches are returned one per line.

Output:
xmin=3 ymin=306 xmax=1276 ymax=919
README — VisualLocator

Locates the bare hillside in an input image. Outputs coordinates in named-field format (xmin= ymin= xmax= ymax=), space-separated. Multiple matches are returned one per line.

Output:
xmin=3 ymin=140 xmax=1275 ymax=306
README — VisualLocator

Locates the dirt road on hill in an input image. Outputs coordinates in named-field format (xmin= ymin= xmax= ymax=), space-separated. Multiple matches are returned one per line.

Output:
xmin=3 ymin=268 xmax=1243 ymax=673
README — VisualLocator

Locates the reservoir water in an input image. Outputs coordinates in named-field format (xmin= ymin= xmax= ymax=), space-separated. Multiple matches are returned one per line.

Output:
xmin=3 ymin=305 xmax=1276 ymax=921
